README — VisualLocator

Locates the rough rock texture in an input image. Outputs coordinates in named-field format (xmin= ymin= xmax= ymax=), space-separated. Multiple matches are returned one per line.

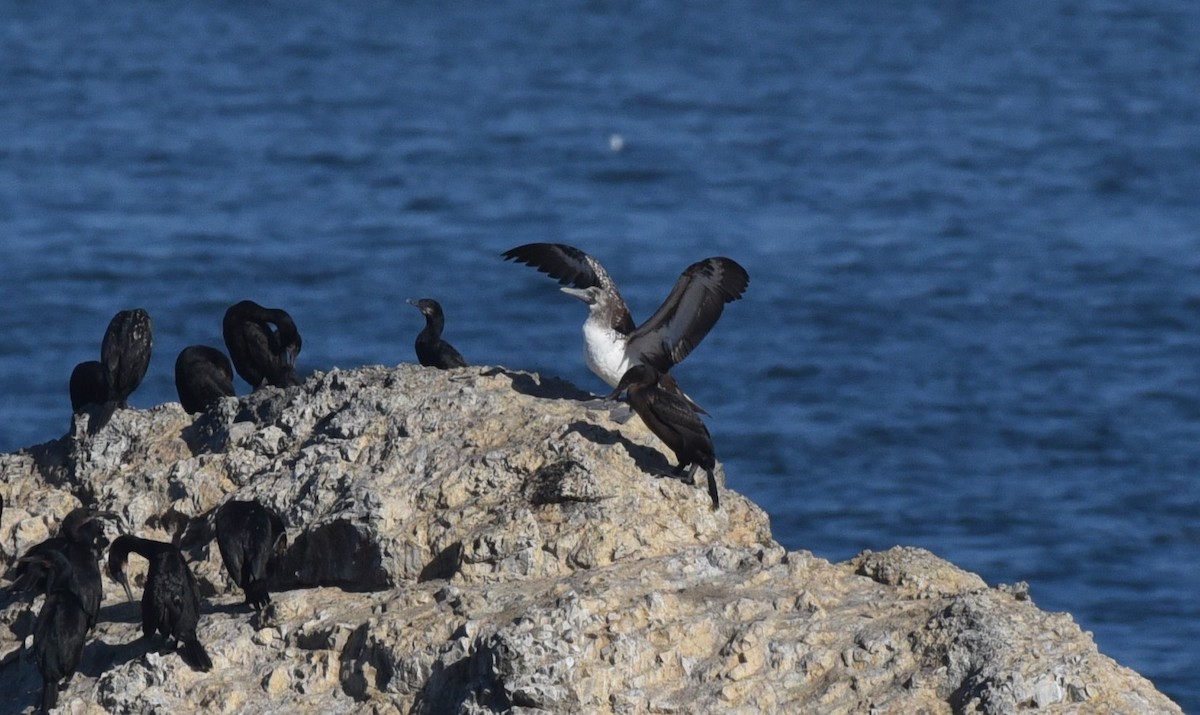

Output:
xmin=0 ymin=364 xmax=1183 ymax=714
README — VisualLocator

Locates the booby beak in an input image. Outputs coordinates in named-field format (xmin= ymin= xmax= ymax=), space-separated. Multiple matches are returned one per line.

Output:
xmin=559 ymin=286 xmax=592 ymax=304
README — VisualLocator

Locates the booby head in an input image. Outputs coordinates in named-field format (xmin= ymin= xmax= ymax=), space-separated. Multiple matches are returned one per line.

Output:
xmin=559 ymin=285 xmax=603 ymax=306
xmin=560 ymin=285 xmax=628 ymax=327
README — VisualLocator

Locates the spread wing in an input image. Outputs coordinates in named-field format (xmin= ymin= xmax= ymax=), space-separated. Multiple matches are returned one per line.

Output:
xmin=627 ymin=257 xmax=749 ymax=372
xmin=502 ymin=243 xmax=617 ymax=292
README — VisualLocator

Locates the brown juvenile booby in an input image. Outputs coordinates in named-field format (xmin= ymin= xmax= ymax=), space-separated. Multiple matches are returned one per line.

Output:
xmin=174 ymin=345 xmax=236 ymax=414
xmin=502 ymin=243 xmax=748 ymax=388
xmin=407 ymin=298 xmax=468 ymax=369
xmin=223 ymin=300 xmax=302 ymax=390
xmin=608 ymin=364 xmax=720 ymax=510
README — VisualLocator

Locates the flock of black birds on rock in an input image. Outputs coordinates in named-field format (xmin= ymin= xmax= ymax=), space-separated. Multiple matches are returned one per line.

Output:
xmin=3 ymin=244 xmax=747 ymax=712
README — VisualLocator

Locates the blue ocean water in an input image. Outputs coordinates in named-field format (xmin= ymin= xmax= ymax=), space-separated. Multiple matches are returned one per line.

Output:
xmin=1 ymin=0 xmax=1198 ymax=709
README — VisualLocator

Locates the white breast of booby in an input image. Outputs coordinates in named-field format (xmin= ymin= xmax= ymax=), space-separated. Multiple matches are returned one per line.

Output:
xmin=581 ymin=318 xmax=634 ymax=387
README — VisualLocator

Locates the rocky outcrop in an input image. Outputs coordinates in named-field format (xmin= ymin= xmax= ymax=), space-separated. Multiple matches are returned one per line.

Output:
xmin=0 ymin=365 xmax=1183 ymax=714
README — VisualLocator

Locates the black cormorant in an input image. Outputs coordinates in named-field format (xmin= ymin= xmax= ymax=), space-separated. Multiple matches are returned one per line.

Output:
xmin=69 ymin=360 xmax=108 ymax=413
xmin=608 ymin=364 xmax=720 ymax=510
xmin=11 ymin=508 xmax=112 ymax=626
xmin=20 ymin=550 xmax=91 ymax=714
xmin=407 ymin=298 xmax=468 ymax=369
xmin=89 ymin=308 xmax=153 ymax=433
xmin=174 ymin=345 xmax=236 ymax=414
xmin=101 ymin=308 xmax=154 ymax=408
xmin=222 ymin=300 xmax=303 ymax=390
xmin=215 ymin=500 xmax=286 ymax=612
xmin=503 ymin=243 xmax=748 ymax=388
xmin=108 ymin=535 xmax=212 ymax=671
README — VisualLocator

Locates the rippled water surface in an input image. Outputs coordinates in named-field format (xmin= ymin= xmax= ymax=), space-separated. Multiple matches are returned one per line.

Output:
xmin=2 ymin=1 xmax=1198 ymax=709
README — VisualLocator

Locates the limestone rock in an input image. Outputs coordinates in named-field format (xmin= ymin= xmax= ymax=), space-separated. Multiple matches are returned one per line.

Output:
xmin=0 ymin=365 xmax=1182 ymax=714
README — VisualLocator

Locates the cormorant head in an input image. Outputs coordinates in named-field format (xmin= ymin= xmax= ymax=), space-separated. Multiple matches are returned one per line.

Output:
xmin=407 ymin=298 xmax=444 ymax=318
xmin=607 ymin=364 xmax=660 ymax=400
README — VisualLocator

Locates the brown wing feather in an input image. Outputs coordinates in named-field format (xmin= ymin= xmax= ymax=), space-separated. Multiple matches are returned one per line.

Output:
xmin=502 ymin=243 xmax=616 ymax=291
xmin=627 ymin=257 xmax=749 ymax=372
xmin=631 ymin=383 xmax=715 ymax=469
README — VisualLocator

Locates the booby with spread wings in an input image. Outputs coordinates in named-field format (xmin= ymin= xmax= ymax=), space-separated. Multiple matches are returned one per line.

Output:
xmin=502 ymin=243 xmax=748 ymax=388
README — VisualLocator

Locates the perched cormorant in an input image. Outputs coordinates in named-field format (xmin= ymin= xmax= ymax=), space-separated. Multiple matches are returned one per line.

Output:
xmin=174 ymin=345 xmax=236 ymax=414
xmin=608 ymin=364 xmax=720 ymax=510
xmin=408 ymin=298 xmax=468 ymax=369
xmin=69 ymin=360 xmax=108 ymax=413
xmin=101 ymin=308 xmax=154 ymax=408
xmin=20 ymin=550 xmax=91 ymax=714
xmin=11 ymin=508 xmax=112 ymax=626
xmin=88 ymin=308 xmax=153 ymax=434
xmin=108 ymin=535 xmax=212 ymax=672
xmin=215 ymin=500 xmax=286 ymax=612
xmin=223 ymin=300 xmax=303 ymax=390
xmin=503 ymin=243 xmax=748 ymax=388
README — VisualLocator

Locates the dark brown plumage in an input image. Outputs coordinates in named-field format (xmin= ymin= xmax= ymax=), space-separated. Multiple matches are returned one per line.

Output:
xmin=108 ymin=535 xmax=212 ymax=672
xmin=503 ymin=243 xmax=748 ymax=388
xmin=175 ymin=345 xmax=236 ymax=414
xmin=408 ymin=298 xmax=468 ymax=369
xmin=608 ymin=364 xmax=720 ymax=509
xmin=222 ymin=300 xmax=302 ymax=390
xmin=215 ymin=500 xmax=287 ymax=612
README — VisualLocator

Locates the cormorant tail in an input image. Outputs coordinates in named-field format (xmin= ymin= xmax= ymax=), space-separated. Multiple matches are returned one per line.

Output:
xmin=89 ymin=400 xmax=119 ymax=436
xmin=704 ymin=467 xmax=720 ymax=511
xmin=181 ymin=637 xmax=213 ymax=672
xmin=41 ymin=681 xmax=58 ymax=713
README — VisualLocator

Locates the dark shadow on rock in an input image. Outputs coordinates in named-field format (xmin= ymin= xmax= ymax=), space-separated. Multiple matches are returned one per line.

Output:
xmin=522 ymin=459 xmax=607 ymax=506
xmin=412 ymin=636 xmax=513 ymax=715
xmin=418 ymin=542 xmax=463 ymax=583
xmin=564 ymin=421 xmax=673 ymax=475
xmin=76 ymin=635 xmax=156 ymax=677
xmin=339 ymin=623 xmax=398 ymax=703
xmin=234 ymin=386 xmax=294 ymax=427
xmin=98 ymin=600 xmax=142 ymax=625
xmin=482 ymin=367 xmax=594 ymax=402
xmin=26 ymin=433 xmax=72 ymax=488
xmin=278 ymin=520 xmax=389 ymax=592
xmin=206 ymin=600 xmax=254 ymax=616
xmin=180 ymin=408 xmax=232 ymax=457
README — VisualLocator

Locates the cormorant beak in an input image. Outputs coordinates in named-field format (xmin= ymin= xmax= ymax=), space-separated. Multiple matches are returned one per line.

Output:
xmin=406 ymin=299 xmax=430 ymax=316
xmin=605 ymin=387 xmax=624 ymax=402
xmin=120 ymin=579 xmax=135 ymax=605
